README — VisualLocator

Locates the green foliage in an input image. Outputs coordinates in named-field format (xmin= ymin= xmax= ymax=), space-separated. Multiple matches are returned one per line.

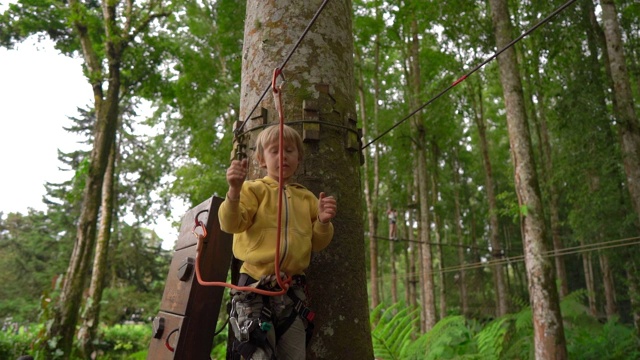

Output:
xmin=371 ymin=302 xmax=421 ymax=360
xmin=371 ymin=291 xmax=640 ymax=360
xmin=421 ymin=316 xmax=476 ymax=360
xmin=0 ymin=323 xmax=151 ymax=360
xmin=95 ymin=324 xmax=151 ymax=359
xmin=0 ymin=324 xmax=35 ymax=360
xmin=567 ymin=317 xmax=640 ymax=360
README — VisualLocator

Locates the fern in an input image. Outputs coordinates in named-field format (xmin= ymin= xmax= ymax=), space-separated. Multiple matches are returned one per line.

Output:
xmin=421 ymin=315 xmax=475 ymax=360
xmin=371 ymin=302 xmax=420 ymax=360
xmin=475 ymin=315 xmax=513 ymax=358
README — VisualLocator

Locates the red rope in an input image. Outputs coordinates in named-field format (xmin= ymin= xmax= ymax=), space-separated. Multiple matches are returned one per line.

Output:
xmin=193 ymin=68 xmax=292 ymax=296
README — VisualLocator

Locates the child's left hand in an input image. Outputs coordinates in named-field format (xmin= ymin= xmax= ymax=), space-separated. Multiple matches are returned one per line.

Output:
xmin=318 ymin=192 xmax=337 ymax=224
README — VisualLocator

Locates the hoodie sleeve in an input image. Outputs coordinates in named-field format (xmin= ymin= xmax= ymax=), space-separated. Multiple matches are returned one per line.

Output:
xmin=218 ymin=182 xmax=259 ymax=234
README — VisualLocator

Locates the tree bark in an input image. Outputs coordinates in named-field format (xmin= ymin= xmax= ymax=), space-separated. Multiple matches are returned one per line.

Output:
xmin=599 ymin=251 xmax=618 ymax=320
xmin=488 ymin=0 xmax=567 ymax=358
xmin=78 ymin=138 xmax=117 ymax=358
xmin=601 ymin=0 xmax=640 ymax=224
xmin=527 ymin=48 xmax=568 ymax=298
xmin=408 ymin=15 xmax=437 ymax=330
xmin=626 ymin=261 xmax=640 ymax=336
xmin=357 ymin=47 xmax=380 ymax=311
xmin=582 ymin=246 xmax=597 ymax=317
xmin=238 ymin=1 xmax=373 ymax=358
xmin=469 ymin=80 xmax=509 ymax=316
xmin=452 ymin=151 xmax=469 ymax=316
xmin=431 ymin=143 xmax=446 ymax=320
xmin=407 ymin=180 xmax=418 ymax=311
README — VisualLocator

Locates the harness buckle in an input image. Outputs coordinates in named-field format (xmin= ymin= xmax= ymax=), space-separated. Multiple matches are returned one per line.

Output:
xmin=300 ymin=307 xmax=315 ymax=322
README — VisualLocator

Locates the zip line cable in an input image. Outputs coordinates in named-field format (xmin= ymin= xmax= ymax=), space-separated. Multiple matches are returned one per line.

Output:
xmin=235 ymin=0 xmax=331 ymax=136
xmin=361 ymin=0 xmax=578 ymax=150
xmin=375 ymin=235 xmax=640 ymax=282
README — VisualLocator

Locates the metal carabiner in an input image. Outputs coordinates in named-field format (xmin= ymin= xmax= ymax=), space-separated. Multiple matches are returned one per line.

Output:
xmin=272 ymin=67 xmax=285 ymax=93
xmin=192 ymin=209 xmax=208 ymax=241
xmin=272 ymin=68 xmax=285 ymax=118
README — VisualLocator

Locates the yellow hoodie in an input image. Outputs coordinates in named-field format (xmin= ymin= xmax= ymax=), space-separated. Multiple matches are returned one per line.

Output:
xmin=218 ymin=176 xmax=334 ymax=279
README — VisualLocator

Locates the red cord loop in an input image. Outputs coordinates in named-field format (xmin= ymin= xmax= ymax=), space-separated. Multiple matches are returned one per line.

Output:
xmin=192 ymin=68 xmax=293 ymax=296
xmin=192 ymin=209 xmax=208 ymax=239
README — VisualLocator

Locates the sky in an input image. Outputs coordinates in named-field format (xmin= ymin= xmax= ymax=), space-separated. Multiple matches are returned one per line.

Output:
xmin=0 ymin=37 xmax=184 ymax=250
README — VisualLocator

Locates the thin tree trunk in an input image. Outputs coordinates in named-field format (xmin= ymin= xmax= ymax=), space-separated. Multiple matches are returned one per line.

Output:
xmin=431 ymin=143 xmax=446 ymax=320
xmin=407 ymin=14 xmax=437 ymax=332
xmin=79 ymin=138 xmax=117 ymax=358
xmin=357 ymin=47 xmax=380 ymax=310
xmin=390 ymin=216 xmax=398 ymax=305
xmin=452 ymin=151 xmax=469 ymax=316
xmin=601 ymin=0 xmax=640 ymax=224
xmin=239 ymin=1 xmax=373 ymax=358
xmin=469 ymin=81 xmax=509 ymax=316
xmin=598 ymin=251 xmax=618 ymax=320
xmin=488 ymin=0 xmax=566 ymax=357
xmin=582 ymin=246 xmax=597 ymax=317
xmin=407 ymin=183 xmax=418 ymax=311
xmin=626 ymin=261 xmax=640 ymax=336
xmin=527 ymin=48 xmax=568 ymax=298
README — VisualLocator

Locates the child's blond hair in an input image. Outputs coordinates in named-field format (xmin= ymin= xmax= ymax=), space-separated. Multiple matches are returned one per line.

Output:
xmin=255 ymin=124 xmax=304 ymax=164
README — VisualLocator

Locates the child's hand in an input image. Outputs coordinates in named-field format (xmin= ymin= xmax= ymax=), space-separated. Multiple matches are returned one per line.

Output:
xmin=226 ymin=159 xmax=248 ymax=199
xmin=318 ymin=192 xmax=337 ymax=224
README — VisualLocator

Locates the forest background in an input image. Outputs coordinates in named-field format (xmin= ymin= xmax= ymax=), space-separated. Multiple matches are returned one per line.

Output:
xmin=1 ymin=0 xmax=640 ymax=359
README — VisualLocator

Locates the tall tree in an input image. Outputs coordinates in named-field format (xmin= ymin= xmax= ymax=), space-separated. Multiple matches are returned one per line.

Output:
xmin=1 ymin=0 xmax=170 ymax=355
xmin=601 ymin=0 xmax=640 ymax=225
xmin=468 ymin=78 xmax=509 ymax=316
xmin=354 ymin=0 xmax=384 ymax=308
xmin=488 ymin=0 xmax=567 ymax=358
xmin=237 ymin=1 xmax=373 ymax=358
xmin=77 ymin=138 xmax=117 ymax=358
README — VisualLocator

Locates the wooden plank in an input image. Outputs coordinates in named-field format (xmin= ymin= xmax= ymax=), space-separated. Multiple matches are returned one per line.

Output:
xmin=148 ymin=196 xmax=234 ymax=360
xmin=147 ymin=311 xmax=184 ymax=360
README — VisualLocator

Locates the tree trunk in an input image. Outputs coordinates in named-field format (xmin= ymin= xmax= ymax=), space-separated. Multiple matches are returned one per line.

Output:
xmin=582 ymin=245 xmax=597 ymax=317
xmin=452 ymin=151 xmax=469 ymax=317
xmin=470 ymin=81 xmax=509 ymax=316
xmin=44 ymin=1 xmax=123 ymax=356
xmin=238 ymin=1 xmax=373 ymax=358
xmin=488 ymin=0 xmax=567 ymax=358
xmin=626 ymin=261 xmax=640 ymax=336
xmin=528 ymin=48 xmax=568 ymax=298
xmin=406 ymin=14 xmax=437 ymax=332
xmin=599 ymin=251 xmax=618 ymax=320
xmin=431 ymin=143 xmax=446 ymax=320
xmin=601 ymin=0 xmax=640 ymax=224
xmin=357 ymin=47 xmax=380 ymax=311
xmin=78 ymin=138 xmax=117 ymax=358
xmin=407 ymin=181 xmax=418 ymax=311
xmin=390 ymin=222 xmax=398 ymax=304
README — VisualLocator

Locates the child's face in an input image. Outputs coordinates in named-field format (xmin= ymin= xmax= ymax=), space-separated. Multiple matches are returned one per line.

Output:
xmin=260 ymin=140 xmax=300 ymax=183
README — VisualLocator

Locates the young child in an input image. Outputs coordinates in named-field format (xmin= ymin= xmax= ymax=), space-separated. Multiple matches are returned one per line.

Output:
xmin=219 ymin=124 xmax=337 ymax=360
xmin=387 ymin=208 xmax=398 ymax=240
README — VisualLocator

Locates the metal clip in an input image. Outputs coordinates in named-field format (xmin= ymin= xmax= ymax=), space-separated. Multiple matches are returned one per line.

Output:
xmin=229 ymin=317 xmax=243 ymax=341
xmin=239 ymin=319 xmax=254 ymax=342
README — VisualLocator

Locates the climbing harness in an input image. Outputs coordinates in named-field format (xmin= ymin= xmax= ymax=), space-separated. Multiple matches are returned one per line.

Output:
xmin=228 ymin=273 xmax=316 ymax=359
